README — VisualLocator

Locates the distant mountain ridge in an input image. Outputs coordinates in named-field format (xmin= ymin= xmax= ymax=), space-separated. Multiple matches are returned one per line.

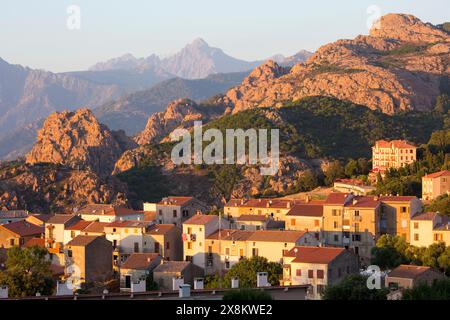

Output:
xmin=89 ymin=38 xmax=312 ymax=79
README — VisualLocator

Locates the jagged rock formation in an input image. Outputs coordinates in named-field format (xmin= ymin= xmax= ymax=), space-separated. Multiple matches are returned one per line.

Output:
xmin=25 ymin=109 xmax=136 ymax=176
xmin=223 ymin=14 xmax=449 ymax=114
xmin=134 ymin=98 xmax=226 ymax=145
xmin=0 ymin=163 xmax=128 ymax=213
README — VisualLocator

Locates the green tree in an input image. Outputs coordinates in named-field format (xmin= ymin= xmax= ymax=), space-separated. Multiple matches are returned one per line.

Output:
xmin=434 ymin=94 xmax=450 ymax=114
xmin=222 ymin=288 xmax=273 ymax=300
xmin=370 ymin=235 xmax=410 ymax=269
xmin=0 ymin=246 xmax=54 ymax=297
xmin=425 ymin=194 xmax=450 ymax=215
xmin=323 ymin=274 xmax=389 ymax=300
xmin=403 ymin=278 xmax=450 ymax=300
xmin=344 ymin=159 xmax=359 ymax=177
xmin=324 ymin=160 xmax=345 ymax=186
xmin=221 ymin=256 xmax=282 ymax=288
xmin=298 ymin=169 xmax=319 ymax=191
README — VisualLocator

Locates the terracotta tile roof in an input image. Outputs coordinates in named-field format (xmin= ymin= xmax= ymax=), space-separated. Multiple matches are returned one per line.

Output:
xmin=106 ymin=220 xmax=150 ymax=229
xmin=207 ymin=229 xmax=254 ymax=241
xmin=285 ymin=246 xmax=346 ymax=264
xmin=27 ymin=214 xmax=54 ymax=223
xmin=83 ymin=221 xmax=108 ymax=233
xmin=46 ymin=214 xmax=80 ymax=226
xmin=65 ymin=220 xmax=93 ymax=231
xmin=121 ymin=253 xmax=161 ymax=270
xmin=77 ymin=204 xmax=140 ymax=217
xmin=226 ymin=198 xmax=294 ymax=209
xmin=286 ymin=204 xmax=323 ymax=217
xmin=412 ymin=212 xmax=438 ymax=221
xmin=423 ymin=170 xmax=450 ymax=179
xmin=345 ymin=196 xmax=380 ymax=208
xmin=154 ymin=261 xmax=191 ymax=273
xmin=0 ymin=220 xmax=44 ymax=237
xmin=67 ymin=235 xmax=103 ymax=247
xmin=235 ymin=215 xmax=269 ymax=222
xmin=158 ymin=196 xmax=193 ymax=206
xmin=143 ymin=211 xmax=157 ymax=222
xmin=387 ymin=265 xmax=434 ymax=279
xmin=183 ymin=214 xmax=217 ymax=225
xmin=0 ymin=210 xmax=28 ymax=219
xmin=335 ymin=178 xmax=366 ymax=186
xmin=50 ymin=264 xmax=65 ymax=276
xmin=247 ymin=230 xmax=307 ymax=243
xmin=324 ymin=193 xmax=351 ymax=205
xmin=374 ymin=140 xmax=416 ymax=149
xmin=379 ymin=196 xmax=417 ymax=202
xmin=146 ymin=224 xmax=177 ymax=235
xmin=23 ymin=238 xmax=46 ymax=248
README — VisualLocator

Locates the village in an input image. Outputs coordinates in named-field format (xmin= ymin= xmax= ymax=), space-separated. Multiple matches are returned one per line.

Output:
xmin=0 ymin=139 xmax=449 ymax=300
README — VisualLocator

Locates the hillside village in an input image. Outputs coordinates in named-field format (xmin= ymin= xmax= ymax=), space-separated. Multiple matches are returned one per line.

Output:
xmin=0 ymin=139 xmax=449 ymax=300
xmin=0 ymin=12 xmax=449 ymax=301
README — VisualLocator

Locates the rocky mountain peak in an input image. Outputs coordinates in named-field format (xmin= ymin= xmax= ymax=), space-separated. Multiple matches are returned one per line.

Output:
xmin=370 ymin=13 xmax=449 ymax=43
xmin=25 ymin=108 xmax=135 ymax=176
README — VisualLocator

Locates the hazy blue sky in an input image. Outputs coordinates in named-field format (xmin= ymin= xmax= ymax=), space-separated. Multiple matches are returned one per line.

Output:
xmin=0 ymin=0 xmax=448 ymax=72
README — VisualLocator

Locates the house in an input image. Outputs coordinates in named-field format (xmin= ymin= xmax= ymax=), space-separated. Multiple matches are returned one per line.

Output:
xmin=225 ymin=198 xmax=296 ymax=221
xmin=120 ymin=253 xmax=162 ymax=290
xmin=333 ymin=179 xmax=376 ymax=196
xmin=234 ymin=215 xmax=273 ymax=231
xmin=153 ymin=261 xmax=204 ymax=290
xmin=0 ymin=220 xmax=44 ymax=248
xmin=380 ymin=195 xmax=422 ymax=242
xmin=284 ymin=203 xmax=324 ymax=240
xmin=372 ymin=140 xmax=417 ymax=174
xmin=26 ymin=214 xmax=53 ymax=227
xmin=182 ymin=214 xmax=230 ymax=271
xmin=422 ymin=170 xmax=450 ymax=201
xmin=77 ymin=204 xmax=144 ymax=223
xmin=45 ymin=214 xmax=81 ymax=249
xmin=0 ymin=210 xmax=29 ymax=225
xmin=65 ymin=235 xmax=113 ymax=288
xmin=410 ymin=212 xmax=450 ymax=246
xmin=143 ymin=196 xmax=207 ymax=227
xmin=385 ymin=265 xmax=445 ymax=291
xmin=103 ymin=220 xmax=154 ymax=265
xmin=281 ymin=246 xmax=359 ymax=299
xmin=146 ymin=224 xmax=182 ymax=261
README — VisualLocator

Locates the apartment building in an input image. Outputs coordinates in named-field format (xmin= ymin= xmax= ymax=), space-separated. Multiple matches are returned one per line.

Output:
xmin=225 ymin=198 xmax=295 ymax=221
xmin=281 ymin=246 xmax=359 ymax=299
xmin=322 ymin=193 xmax=381 ymax=264
xmin=182 ymin=214 xmax=230 ymax=271
xmin=77 ymin=204 xmax=143 ymax=223
xmin=385 ymin=265 xmax=445 ymax=291
xmin=333 ymin=179 xmax=376 ymax=196
xmin=234 ymin=215 xmax=275 ymax=231
xmin=422 ymin=170 xmax=450 ymax=201
xmin=372 ymin=140 xmax=417 ymax=173
xmin=120 ymin=253 xmax=162 ymax=290
xmin=45 ymin=214 xmax=81 ymax=249
xmin=410 ymin=212 xmax=450 ymax=246
xmin=143 ymin=196 xmax=206 ymax=227
xmin=0 ymin=210 xmax=29 ymax=225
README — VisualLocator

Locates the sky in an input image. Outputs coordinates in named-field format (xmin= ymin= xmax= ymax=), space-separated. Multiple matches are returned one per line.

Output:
xmin=0 ymin=0 xmax=448 ymax=72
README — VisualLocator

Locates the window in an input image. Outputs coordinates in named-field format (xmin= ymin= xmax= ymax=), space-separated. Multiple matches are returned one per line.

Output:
xmin=314 ymin=220 xmax=320 ymax=227
xmin=67 ymin=250 xmax=72 ymax=258
xmin=401 ymin=207 xmax=407 ymax=213
xmin=134 ymin=242 xmax=139 ymax=253
xmin=332 ymin=209 xmax=337 ymax=216
xmin=188 ymin=227 xmax=192 ymax=234
xmin=354 ymin=223 xmax=360 ymax=232
xmin=173 ymin=210 xmax=177 ymax=218
xmin=334 ymin=234 xmax=339 ymax=242
xmin=159 ymin=209 xmax=162 ymax=216
xmin=256 ymin=226 xmax=261 ymax=231
xmin=291 ymin=219 xmax=296 ymax=226
xmin=225 ymin=247 xmax=230 ymax=255
xmin=252 ymin=248 xmax=259 ymax=257
xmin=187 ymin=242 xmax=192 ymax=250
xmin=199 ymin=227 xmax=203 ymax=232
xmin=113 ymin=240 xmax=117 ymax=249
xmin=352 ymin=234 xmax=361 ymax=242
xmin=308 ymin=270 xmax=314 ymax=279
xmin=317 ymin=270 xmax=324 ymax=279
xmin=134 ymin=228 xmax=138 ymax=234
xmin=9 ymin=238 xmax=15 ymax=246
xmin=414 ymin=222 xmax=419 ymax=229
xmin=354 ymin=210 xmax=360 ymax=216
xmin=239 ymin=248 xmax=244 ymax=257
xmin=240 ymin=225 xmax=245 ymax=230
xmin=125 ymin=228 xmax=129 ymax=234
xmin=333 ymin=221 xmax=338 ymax=228
xmin=19 ymin=238 xmax=25 ymax=246
xmin=434 ymin=234 xmax=442 ymax=241
xmin=185 ymin=256 xmax=192 ymax=262
xmin=166 ymin=241 xmax=170 ymax=250
xmin=296 ymin=269 xmax=302 ymax=277
xmin=113 ymin=228 xmax=116 ymax=232
xmin=225 ymin=261 xmax=230 ymax=269
xmin=71 ymin=231 xmax=75 ymax=238
xmin=414 ymin=234 xmax=419 ymax=241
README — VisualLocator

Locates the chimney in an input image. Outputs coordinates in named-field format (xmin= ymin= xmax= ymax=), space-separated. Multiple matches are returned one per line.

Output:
xmin=306 ymin=195 xmax=311 ymax=203
xmin=353 ymin=199 xmax=358 ymax=205
xmin=287 ymin=202 xmax=291 ymax=209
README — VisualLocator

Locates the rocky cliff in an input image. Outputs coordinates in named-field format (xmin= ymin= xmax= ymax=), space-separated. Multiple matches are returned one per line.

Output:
xmin=223 ymin=14 xmax=449 ymax=114
xmin=25 ymin=109 xmax=136 ymax=177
